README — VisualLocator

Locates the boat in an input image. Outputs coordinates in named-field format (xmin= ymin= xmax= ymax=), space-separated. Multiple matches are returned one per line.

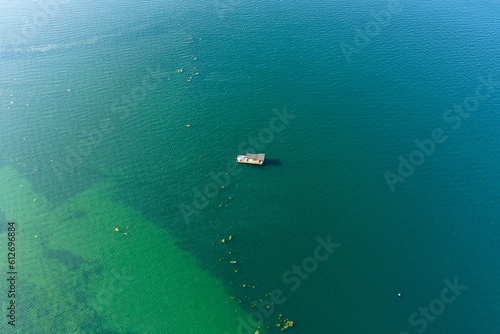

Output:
xmin=236 ymin=153 xmax=265 ymax=165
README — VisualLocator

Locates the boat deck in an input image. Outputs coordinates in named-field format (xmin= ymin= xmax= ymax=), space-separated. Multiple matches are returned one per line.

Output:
xmin=236 ymin=153 xmax=265 ymax=165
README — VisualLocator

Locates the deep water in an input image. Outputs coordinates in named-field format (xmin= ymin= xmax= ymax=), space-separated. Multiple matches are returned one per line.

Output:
xmin=0 ymin=0 xmax=499 ymax=333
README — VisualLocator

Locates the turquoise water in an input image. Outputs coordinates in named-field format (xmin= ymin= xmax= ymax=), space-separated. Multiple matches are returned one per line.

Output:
xmin=0 ymin=0 xmax=499 ymax=333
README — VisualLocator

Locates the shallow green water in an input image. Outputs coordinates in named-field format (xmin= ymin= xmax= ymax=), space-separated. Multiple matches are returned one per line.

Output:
xmin=0 ymin=0 xmax=499 ymax=333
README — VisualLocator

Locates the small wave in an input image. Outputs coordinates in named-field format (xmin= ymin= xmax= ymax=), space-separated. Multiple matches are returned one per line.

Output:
xmin=0 ymin=34 xmax=111 ymax=56
xmin=0 ymin=17 xmax=182 ymax=58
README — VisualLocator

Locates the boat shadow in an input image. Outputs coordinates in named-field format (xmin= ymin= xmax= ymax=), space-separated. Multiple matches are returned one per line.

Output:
xmin=264 ymin=158 xmax=281 ymax=166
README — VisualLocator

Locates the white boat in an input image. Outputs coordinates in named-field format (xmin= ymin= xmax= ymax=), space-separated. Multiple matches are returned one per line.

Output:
xmin=236 ymin=153 xmax=265 ymax=165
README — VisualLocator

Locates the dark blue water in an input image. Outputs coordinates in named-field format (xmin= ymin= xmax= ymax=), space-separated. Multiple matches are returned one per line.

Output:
xmin=0 ymin=0 xmax=499 ymax=333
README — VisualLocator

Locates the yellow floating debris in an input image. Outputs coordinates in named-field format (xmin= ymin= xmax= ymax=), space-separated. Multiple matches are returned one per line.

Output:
xmin=114 ymin=227 xmax=119 ymax=232
xmin=177 ymin=68 xmax=184 ymax=73
xmin=228 ymin=235 xmax=233 ymax=241
xmin=276 ymin=315 xmax=295 ymax=331
xmin=281 ymin=319 xmax=294 ymax=330
xmin=230 ymin=260 xmax=237 ymax=264
xmin=221 ymin=238 xmax=225 ymax=243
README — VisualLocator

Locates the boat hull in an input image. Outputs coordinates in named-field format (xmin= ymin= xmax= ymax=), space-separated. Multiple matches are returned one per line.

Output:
xmin=236 ymin=155 xmax=264 ymax=165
